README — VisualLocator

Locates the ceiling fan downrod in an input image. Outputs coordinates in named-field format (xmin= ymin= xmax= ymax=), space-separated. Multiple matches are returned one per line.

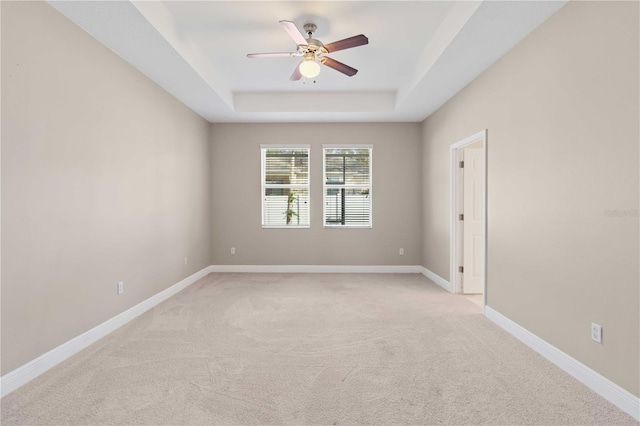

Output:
xmin=303 ymin=23 xmax=317 ymax=39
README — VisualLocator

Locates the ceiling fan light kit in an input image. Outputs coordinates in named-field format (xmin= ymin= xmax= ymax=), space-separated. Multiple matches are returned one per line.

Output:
xmin=299 ymin=59 xmax=321 ymax=79
xmin=247 ymin=20 xmax=368 ymax=81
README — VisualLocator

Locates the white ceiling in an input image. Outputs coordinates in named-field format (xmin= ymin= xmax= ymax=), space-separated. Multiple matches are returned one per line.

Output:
xmin=48 ymin=1 xmax=566 ymax=123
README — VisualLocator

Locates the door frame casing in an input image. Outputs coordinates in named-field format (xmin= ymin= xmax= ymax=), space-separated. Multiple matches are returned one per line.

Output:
xmin=449 ymin=130 xmax=488 ymax=305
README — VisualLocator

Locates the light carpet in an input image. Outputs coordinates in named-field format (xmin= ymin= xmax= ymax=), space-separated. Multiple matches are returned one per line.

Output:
xmin=1 ymin=273 xmax=637 ymax=425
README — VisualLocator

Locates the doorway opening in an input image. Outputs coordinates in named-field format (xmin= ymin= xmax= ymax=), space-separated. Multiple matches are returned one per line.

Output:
xmin=450 ymin=130 xmax=487 ymax=308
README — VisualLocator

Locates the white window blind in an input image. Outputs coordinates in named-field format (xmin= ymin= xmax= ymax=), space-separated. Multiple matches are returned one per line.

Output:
xmin=323 ymin=146 xmax=372 ymax=227
xmin=261 ymin=145 xmax=310 ymax=228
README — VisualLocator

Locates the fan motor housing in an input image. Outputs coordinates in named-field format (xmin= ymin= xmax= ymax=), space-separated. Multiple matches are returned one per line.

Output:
xmin=299 ymin=39 xmax=327 ymax=55
xmin=300 ymin=23 xmax=327 ymax=55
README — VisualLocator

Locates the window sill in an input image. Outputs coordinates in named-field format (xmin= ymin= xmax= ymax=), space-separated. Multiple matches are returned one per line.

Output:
xmin=323 ymin=225 xmax=372 ymax=229
xmin=262 ymin=225 xmax=310 ymax=229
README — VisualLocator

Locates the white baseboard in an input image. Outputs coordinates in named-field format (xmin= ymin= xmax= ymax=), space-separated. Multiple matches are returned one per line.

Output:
xmin=485 ymin=306 xmax=640 ymax=421
xmin=0 ymin=265 xmax=213 ymax=398
xmin=209 ymin=265 xmax=422 ymax=273
xmin=419 ymin=266 xmax=452 ymax=292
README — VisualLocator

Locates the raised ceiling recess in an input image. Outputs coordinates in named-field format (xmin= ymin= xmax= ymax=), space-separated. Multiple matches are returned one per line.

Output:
xmin=48 ymin=1 xmax=566 ymax=122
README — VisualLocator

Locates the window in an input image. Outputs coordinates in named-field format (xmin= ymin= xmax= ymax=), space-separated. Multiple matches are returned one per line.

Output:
xmin=323 ymin=145 xmax=372 ymax=227
xmin=261 ymin=145 xmax=310 ymax=228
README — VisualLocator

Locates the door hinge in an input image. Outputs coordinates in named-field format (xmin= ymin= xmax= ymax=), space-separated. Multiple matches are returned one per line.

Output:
xmin=459 ymin=160 xmax=464 ymax=168
xmin=458 ymin=213 xmax=464 ymax=221
xmin=459 ymin=266 xmax=464 ymax=273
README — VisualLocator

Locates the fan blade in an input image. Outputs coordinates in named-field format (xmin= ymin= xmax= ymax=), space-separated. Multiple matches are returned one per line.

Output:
xmin=247 ymin=52 xmax=294 ymax=58
xmin=290 ymin=64 xmax=302 ymax=81
xmin=279 ymin=20 xmax=308 ymax=46
xmin=320 ymin=57 xmax=358 ymax=77
xmin=324 ymin=34 xmax=368 ymax=53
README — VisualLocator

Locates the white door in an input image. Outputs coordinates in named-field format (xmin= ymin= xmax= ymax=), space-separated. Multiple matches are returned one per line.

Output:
xmin=462 ymin=147 xmax=484 ymax=294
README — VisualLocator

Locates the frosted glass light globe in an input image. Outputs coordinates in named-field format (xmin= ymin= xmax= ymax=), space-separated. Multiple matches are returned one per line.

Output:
xmin=299 ymin=59 xmax=321 ymax=78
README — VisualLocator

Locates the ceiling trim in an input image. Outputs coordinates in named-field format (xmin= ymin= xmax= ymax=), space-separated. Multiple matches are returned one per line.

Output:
xmin=234 ymin=91 xmax=396 ymax=113
xmin=397 ymin=1 xmax=481 ymax=106
xmin=130 ymin=0 xmax=233 ymax=108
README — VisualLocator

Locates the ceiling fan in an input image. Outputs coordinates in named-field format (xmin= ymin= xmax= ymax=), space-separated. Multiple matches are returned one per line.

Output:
xmin=247 ymin=21 xmax=368 ymax=81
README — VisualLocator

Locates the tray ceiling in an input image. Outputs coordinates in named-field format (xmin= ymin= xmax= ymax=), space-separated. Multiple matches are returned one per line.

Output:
xmin=49 ymin=1 xmax=566 ymax=123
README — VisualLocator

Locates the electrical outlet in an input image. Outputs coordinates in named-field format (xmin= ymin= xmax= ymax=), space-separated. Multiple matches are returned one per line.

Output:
xmin=399 ymin=248 xmax=404 ymax=256
xmin=184 ymin=257 xmax=188 ymax=265
xmin=117 ymin=281 xmax=124 ymax=295
xmin=231 ymin=247 xmax=236 ymax=255
xmin=591 ymin=323 xmax=602 ymax=344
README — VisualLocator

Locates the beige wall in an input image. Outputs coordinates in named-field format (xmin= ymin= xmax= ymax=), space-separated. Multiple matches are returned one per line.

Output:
xmin=1 ymin=2 xmax=212 ymax=374
xmin=210 ymin=123 xmax=422 ymax=266
xmin=422 ymin=1 xmax=639 ymax=396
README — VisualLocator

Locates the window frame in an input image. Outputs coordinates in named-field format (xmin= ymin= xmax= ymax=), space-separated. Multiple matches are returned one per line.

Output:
xmin=322 ymin=144 xmax=373 ymax=229
xmin=261 ymin=144 xmax=311 ymax=229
